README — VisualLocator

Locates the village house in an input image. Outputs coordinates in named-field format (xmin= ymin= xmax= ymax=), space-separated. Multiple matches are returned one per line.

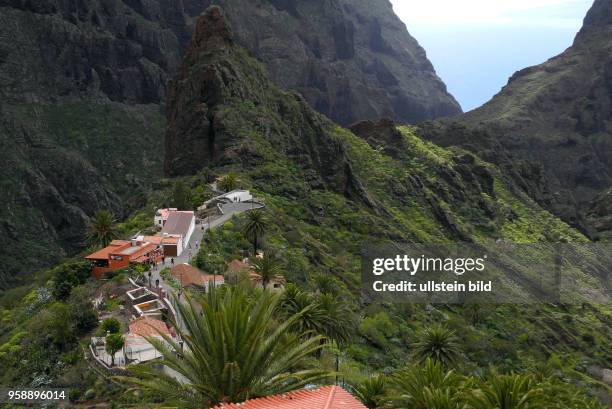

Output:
xmin=159 ymin=210 xmax=196 ymax=256
xmin=171 ymin=263 xmax=224 ymax=292
xmin=225 ymin=258 xmax=284 ymax=291
xmin=85 ymin=239 xmax=163 ymax=278
xmin=124 ymin=315 xmax=177 ymax=364
xmin=210 ymin=385 xmax=366 ymax=409
xmin=138 ymin=235 xmax=182 ymax=261
xmin=154 ymin=208 xmax=178 ymax=227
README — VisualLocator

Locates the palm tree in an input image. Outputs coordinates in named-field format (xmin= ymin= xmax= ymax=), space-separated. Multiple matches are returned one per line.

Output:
xmin=465 ymin=304 xmax=483 ymax=326
xmin=120 ymin=286 xmax=329 ymax=408
xmin=278 ymin=284 xmax=325 ymax=337
xmin=317 ymin=293 xmax=354 ymax=347
xmin=219 ymin=172 xmax=239 ymax=192
xmin=412 ymin=324 xmax=461 ymax=367
xmin=252 ymin=253 xmax=283 ymax=289
xmin=468 ymin=373 xmax=544 ymax=409
xmin=389 ymin=359 xmax=467 ymax=409
xmin=242 ymin=209 xmax=268 ymax=255
xmin=352 ymin=375 xmax=387 ymax=409
xmin=87 ymin=210 xmax=117 ymax=247
xmin=312 ymin=274 xmax=343 ymax=297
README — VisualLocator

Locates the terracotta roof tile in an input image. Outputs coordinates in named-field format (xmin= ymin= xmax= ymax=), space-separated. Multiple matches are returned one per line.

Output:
xmin=211 ymin=386 xmax=366 ymax=409
xmin=226 ymin=259 xmax=252 ymax=274
xmin=85 ymin=240 xmax=131 ymax=260
xmin=128 ymin=316 xmax=171 ymax=338
xmin=171 ymin=264 xmax=223 ymax=287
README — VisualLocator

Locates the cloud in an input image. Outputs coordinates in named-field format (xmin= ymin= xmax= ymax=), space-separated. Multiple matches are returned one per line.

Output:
xmin=390 ymin=0 xmax=592 ymax=27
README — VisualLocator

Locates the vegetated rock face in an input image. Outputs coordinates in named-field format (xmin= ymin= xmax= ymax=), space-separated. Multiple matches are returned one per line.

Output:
xmin=180 ymin=0 xmax=461 ymax=125
xmin=350 ymin=118 xmax=409 ymax=159
xmin=418 ymin=0 xmax=612 ymax=239
xmin=0 ymin=0 xmax=180 ymax=287
xmin=166 ymin=6 xmax=588 ymax=252
xmin=165 ymin=6 xmax=366 ymax=201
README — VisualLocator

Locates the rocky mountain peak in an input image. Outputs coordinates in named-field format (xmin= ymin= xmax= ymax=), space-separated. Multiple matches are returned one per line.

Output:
xmin=190 ymin=6 xmax=234 ymax=56
xmin=582 ymin=0 xmax=612 ymax=28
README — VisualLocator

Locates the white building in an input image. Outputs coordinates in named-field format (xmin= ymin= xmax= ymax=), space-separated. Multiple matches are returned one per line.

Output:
xmin=160 ymin=211 xmax=195 ymax=257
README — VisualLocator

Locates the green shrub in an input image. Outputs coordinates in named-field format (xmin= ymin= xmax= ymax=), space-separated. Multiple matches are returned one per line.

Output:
xmin=100 ymin=318 xmax=121 ymax=334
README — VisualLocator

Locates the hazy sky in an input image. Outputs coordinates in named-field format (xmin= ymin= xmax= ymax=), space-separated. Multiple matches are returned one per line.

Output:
xmin=389 ymin=0 xmax=594 ymax=112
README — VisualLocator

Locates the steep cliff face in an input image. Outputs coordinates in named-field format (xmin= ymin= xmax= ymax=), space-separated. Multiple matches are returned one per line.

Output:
xmin=180 ymin=0 xmax=461 ymax=125
xmin=0 ymin=0 xmax=177 ymax=286
xmin=419 ymin=0 xmax=612 ymax=239
xmin=165 ymin=6 xmax=364 ymax=200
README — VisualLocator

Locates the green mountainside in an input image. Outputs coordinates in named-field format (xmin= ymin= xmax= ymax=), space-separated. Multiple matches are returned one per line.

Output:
xmin=0 ymin=0 xmax=460 ymax=288
xmin=419 ymin=0 xmax=612 ymax=241
xmin=1 ymin=8 xmax=609 ymax=406
xmin=0 ymin=2 xmax=610 ymax=407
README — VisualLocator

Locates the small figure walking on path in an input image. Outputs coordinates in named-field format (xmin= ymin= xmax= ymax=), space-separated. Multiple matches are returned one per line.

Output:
xmin=155 ymin=278 xmax=159 ymax=288
xmin=162 ymin=256 xmax=165 ymax=264
xmin=171 ymin=258 xmax=174 ymax=266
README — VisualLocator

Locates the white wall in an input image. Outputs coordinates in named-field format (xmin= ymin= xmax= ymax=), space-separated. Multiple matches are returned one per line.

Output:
xmin=183 ymin=216 xmax=196 ymax=249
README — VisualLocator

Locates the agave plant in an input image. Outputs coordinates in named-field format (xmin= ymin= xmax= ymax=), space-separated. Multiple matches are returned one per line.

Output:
xmin=119 ymin=286 xmax=329 ymax=408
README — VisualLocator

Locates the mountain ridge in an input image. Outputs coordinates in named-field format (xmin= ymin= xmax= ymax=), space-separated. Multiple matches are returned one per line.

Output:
xmin=418 ymin=0 xmax=612 ymax=240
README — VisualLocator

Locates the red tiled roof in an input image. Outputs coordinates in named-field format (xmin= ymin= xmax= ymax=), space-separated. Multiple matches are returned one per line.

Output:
xmin=85 ymin=240 xmax=131 ymax=260
xmin=86 ymin=240 xmax=160 ymax=262
xmin=156 ymin=208 xmax=177 ymax=221
xmin=143 ymin=235 xmax=181 ymax=245
xmin=226 ymin=259 xmax=252 ymax=274
xmin=129 ymin=316 xmax=171 ymax=338
xmin=171 ymin=264 xmax=223 ymax=287
xmin=211 ymin=386 xmax=366 ymax=409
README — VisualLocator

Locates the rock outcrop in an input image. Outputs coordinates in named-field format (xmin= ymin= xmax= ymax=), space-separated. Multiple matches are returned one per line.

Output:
xmin=180 ymin=0 xmax=461 ymax=125
xmin=419 ymin=0 xmax=612 ymax=239
xmin=165 ymin=6 xmax=363 ymax=200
